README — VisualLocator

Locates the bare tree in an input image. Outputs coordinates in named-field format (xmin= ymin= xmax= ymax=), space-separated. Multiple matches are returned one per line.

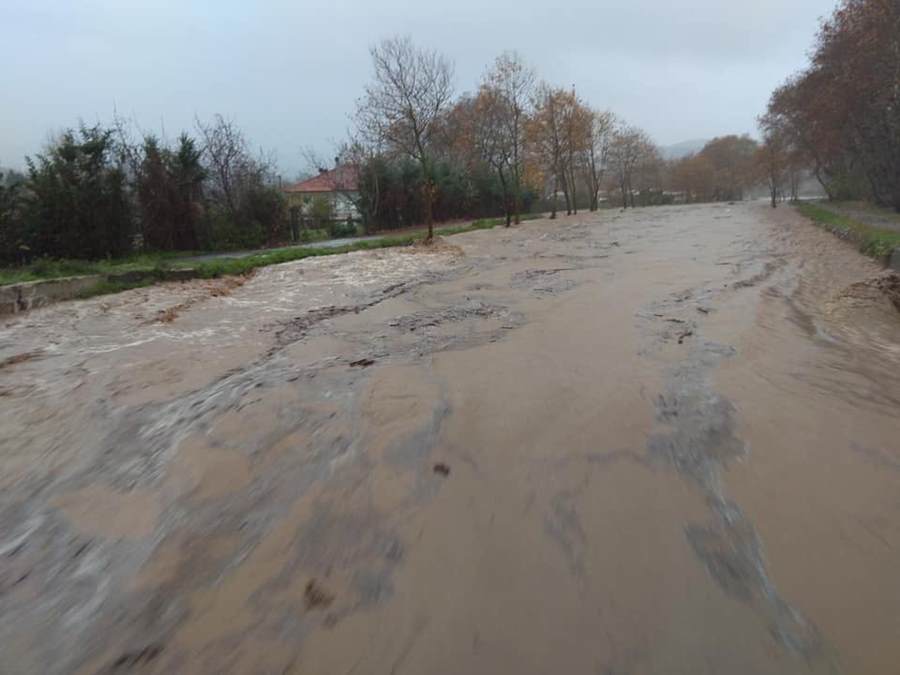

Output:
xmin=634 ymin=142 xmax=664 ymax=198
xmin=355 ymin=36 xmax=454 ymax=241
xmin=608 ymin=124 xmax=654 ymax=208
xmin=609 ymin=124 xmax=658 ymax=208
xmin=299 ymin=145 xmax=331 ymax=178
xmin=196 ymin=114 xmax=251 ymax=217
xmin=561 ymin=89 xmax=591 ymax=215
xmin=110 ymin=112 xmax=147 ymax=182
xmin=485 ymin=51 xmax=535 ymax=224
xmin=527 ymin=84 xmax=570 ymax=218
xmin=583 ymin=110 xmax=615 ymax=211
xmin=197 ymin=115 xmax=279 ymax=216
xmin=471 ymin=87 xmax=516 ymax=225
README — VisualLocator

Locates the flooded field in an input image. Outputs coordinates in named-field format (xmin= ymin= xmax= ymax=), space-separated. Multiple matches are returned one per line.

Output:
xmin=1 ymin=203 xmax=899 ymax=674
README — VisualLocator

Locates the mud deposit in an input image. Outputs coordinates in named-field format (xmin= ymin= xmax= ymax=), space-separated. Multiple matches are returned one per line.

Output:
xmin=1 ymin=204 xmax=899 ymax=674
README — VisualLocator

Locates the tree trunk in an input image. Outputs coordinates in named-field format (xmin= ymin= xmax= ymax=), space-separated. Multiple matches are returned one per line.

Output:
xmin=423 ymin=179 xmax=434 ymax=241
xmin=550 ymin=175 xmax=558 ymax=219
xmin=813 ymin=164 xmax=834 ymax=201
xmin=512 ymin=167 xmax=522 ymax=225
xmin=512 ymin=119 xmax=522 ymax=225
xmin=866 ymin=168 xmax=885 ymax=207
xmin=370 ymin=170 xmax=381 ymax=234
xmin=498 ymin=167 xmax=511 ymax=227
xmin=570 ymin=171 xmax=578 ymax=215
xmin=560 ymin=170 xmax=571 ymax=215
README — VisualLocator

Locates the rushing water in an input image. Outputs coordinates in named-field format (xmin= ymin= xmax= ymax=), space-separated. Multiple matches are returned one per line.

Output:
xmin=0 ymin=203 xmax=898 ymax=674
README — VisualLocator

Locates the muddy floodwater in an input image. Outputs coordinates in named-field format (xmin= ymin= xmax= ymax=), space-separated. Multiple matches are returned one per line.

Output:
xmin=1 ymin=203 xmax=899 ymax=674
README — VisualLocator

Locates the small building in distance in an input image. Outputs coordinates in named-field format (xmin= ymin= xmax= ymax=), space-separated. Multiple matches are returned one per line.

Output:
xmin=282 ymin=164 xmax=360 ymax=235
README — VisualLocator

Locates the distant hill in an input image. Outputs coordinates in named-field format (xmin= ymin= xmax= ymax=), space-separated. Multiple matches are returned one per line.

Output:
xmin=661 ymin=139 xmax=709 ymax=160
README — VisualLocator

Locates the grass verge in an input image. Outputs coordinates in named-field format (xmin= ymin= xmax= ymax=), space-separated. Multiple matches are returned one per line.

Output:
xmin=795 ymin=202 xmax=900 ymax=259
xmin=186 ymin=234 xmax=421 ymax=279
xmin=0 ymin=253 xmax=192 ymax=286
xmin=2 ymin=212 xmax=546 ymax=294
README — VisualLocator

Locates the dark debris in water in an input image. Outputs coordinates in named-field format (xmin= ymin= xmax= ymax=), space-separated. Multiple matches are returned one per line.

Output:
xmin=433 ymin=462 xmax=451 ymax=477
xmin=0 ymin=350 xmax=43 ymax=370
xmin=304 ymin=579 xmax=335 ymax=610
xmin=349 ymin=358 xmax=376 ymax=368
xmin=874 ymin=273 xmax=900 ymax=312
xmin=105 ymin=644 xmax=163 ymax=673
xmin=677 ymin=329 xmax=694 ymax=344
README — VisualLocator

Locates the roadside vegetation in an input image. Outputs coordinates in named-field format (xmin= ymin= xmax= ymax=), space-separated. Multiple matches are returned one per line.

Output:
xmin=0 ymin=253 xmax=183 ymax=286
xmin=1 ymin=213 xmax=543 ymax=290
xmin=796 ymin=202 xmax=900 ymax=260
xmin=0 ymin=118 xmax=287 ymax=267
xmin=760 ymin=0 xmax=900 ymax=213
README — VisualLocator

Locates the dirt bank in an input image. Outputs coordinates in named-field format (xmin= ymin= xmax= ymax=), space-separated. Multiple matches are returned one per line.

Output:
xmin=1 ymin=204 xmax=899 ymax=674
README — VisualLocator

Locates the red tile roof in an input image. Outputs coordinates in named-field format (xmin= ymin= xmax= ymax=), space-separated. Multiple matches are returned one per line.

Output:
xmin=283 ymin=164 xmax=359 ymax=193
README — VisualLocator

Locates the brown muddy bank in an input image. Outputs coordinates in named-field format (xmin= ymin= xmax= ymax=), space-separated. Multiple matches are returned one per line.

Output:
xmin=0 ymin=203 xmax=899 ymax=674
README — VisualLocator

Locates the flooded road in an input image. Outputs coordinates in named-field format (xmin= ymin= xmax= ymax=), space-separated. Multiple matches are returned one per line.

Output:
xmin=1 ymin=203 xmax=899 ymax=674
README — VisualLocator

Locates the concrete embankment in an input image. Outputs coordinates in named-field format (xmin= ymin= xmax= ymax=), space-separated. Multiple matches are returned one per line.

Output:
xmin=890 ymin=248 xmax=900 ymax=272
xmin=0 ymin=269 xmax=197 ymax=316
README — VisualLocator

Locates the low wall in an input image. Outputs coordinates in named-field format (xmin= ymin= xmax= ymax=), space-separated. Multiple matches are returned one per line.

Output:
xmin=0 ymin=269 xmax=199 ymax=317
xmin=890 ymin=248 xmax=900 ymax=273
xmin=0 ymin=275 xmax=103 ymax=316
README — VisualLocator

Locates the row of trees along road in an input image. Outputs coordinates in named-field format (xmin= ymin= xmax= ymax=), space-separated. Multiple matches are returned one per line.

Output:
xmin=348 ymin=36 xmax=671 ymax=240
xmin=0 ymin=116 xmax=286 ymax=263
xmin=760 ymin=0 xmax=900 ymax=211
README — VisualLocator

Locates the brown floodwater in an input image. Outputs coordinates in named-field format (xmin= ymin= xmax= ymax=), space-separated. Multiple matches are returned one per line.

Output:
xmin=0 ymin=203 xmax=898 ymax=674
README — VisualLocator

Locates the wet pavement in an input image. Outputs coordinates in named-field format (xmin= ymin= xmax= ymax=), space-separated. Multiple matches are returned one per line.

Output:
xmin=1 ymin=203 xmax=899 ymax=674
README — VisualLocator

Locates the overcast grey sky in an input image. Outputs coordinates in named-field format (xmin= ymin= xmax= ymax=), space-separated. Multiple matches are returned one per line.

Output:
xmin=1 ymin=0 xmax=836 ymax=175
